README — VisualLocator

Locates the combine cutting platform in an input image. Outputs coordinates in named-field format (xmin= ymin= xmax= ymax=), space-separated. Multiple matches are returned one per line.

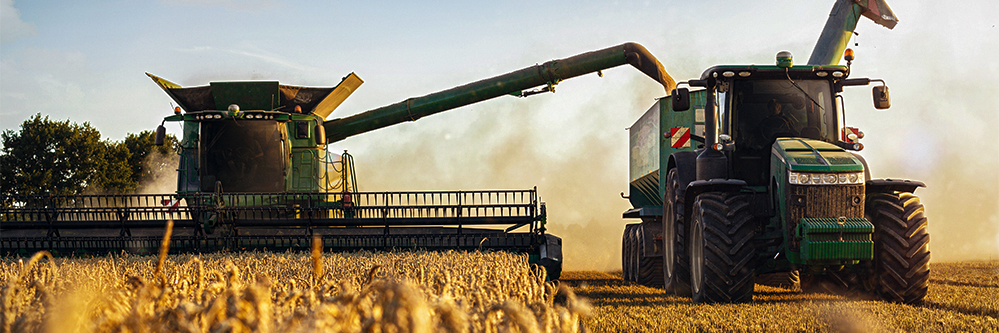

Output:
xmin=1 ymin=189 xmax=555 ymax=258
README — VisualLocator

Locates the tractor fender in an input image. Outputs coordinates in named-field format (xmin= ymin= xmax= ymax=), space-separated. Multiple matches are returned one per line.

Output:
xmin=667 ymin=151 xmax=698 ymax=191
xmin=866 ymin=179 xmax=925 ymax=194
xmin=682 ymin=179 xmax=749 ymax=223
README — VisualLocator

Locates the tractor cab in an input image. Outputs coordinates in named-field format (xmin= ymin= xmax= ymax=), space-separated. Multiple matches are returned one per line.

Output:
xmin=671 ymin=51 xmax=889 ymax=186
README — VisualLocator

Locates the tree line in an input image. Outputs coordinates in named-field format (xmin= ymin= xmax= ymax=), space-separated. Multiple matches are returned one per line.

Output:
xmin=1 ymin=114 xmax=179 ymax=197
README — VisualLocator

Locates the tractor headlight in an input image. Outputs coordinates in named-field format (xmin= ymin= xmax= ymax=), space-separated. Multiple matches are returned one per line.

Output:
xmin=789 ymin=171 xmax=864 ymax=185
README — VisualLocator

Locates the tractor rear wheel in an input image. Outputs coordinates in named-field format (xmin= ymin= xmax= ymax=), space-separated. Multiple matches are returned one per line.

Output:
xmin=689 ymin=192 xmax=756 ymax=303
xmin=867 ymin=192 xmax=930 ymax=304
xmin=636 ymin=223 xmax=664 ymax=288
xmin=663 ymin=168 xmax=691 ymax=295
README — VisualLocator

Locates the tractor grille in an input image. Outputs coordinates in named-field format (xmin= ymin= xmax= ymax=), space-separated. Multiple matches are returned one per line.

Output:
xmin=787 ymin=184 xmax=864 ymax=250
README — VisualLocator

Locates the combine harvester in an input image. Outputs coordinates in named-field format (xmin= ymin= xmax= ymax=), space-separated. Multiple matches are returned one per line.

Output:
xmin=620 ymin=0 xmax=930 ymax=304
xmin=1 ymin=43 xmax=674 ymax=279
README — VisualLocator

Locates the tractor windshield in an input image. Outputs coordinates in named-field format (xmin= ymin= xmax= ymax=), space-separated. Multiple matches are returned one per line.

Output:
xmin=199 ymin=120 xmax=286 ymax=192
xmin=729 ymin=79 xmax=835 ymax=151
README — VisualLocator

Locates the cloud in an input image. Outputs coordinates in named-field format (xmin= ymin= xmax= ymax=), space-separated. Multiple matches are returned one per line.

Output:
xmin=1 ymin=0 xmax=36 ymax=44
xmin=173 ymin=46 xmax=318 ymax=75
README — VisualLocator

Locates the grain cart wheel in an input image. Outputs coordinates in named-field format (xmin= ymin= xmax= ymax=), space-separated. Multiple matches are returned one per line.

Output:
xmin=629 ymin=224 xmax=641 ymax=282
xmin=866 ymin=192 xmax=930 ymax=304
xmin=755 ymin=270 xmax=800 ymax=290
xmin=636 ymin=223 xmax=665 ymax=288
xmin=663 ymin=168 xmax=691 ymax=295
xmin=622 ymin=224 xmax=636 ymax=281
xmin=689 ymin=192 xmax=756 ymax=303
xmin=621 ymin=225 xmax=630 ymax=281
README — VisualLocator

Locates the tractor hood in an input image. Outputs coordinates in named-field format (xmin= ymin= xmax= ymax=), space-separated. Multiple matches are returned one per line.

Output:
xmin=772 ymin=138 xmax=864 ymax=172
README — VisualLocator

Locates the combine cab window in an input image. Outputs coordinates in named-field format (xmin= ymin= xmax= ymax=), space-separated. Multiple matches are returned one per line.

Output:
xmin=200 ymin=121 xmax=286 ymax=192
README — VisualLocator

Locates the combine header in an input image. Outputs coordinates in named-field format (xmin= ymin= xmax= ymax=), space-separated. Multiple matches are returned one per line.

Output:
xmin=2 ymin=43 xmax=674 ymax=280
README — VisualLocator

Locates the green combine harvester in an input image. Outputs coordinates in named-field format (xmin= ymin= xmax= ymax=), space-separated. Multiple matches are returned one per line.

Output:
xmin=621 ymin=0 xmax=929 ymax=305
xmin=2 ymin=43 xmax=674 ymax=280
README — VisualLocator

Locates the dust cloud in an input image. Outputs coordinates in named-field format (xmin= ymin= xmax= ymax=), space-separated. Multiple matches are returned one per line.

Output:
xmin=346 ymin=74 xmax=661 ymax=271
xmin=136 ymin=152 xmax=180 ymax=194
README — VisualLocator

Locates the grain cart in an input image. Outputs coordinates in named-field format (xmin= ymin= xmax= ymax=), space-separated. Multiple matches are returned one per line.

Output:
xmin=621 ymin=0 xmax=929 ymax=304
xmin=2 ymin=43 xmax=674 ymax=280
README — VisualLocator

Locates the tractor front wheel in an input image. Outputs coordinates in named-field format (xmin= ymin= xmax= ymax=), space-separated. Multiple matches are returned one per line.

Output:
xmin=689 ymin=192 xmax=756 ymax=303
xmin=867 ymin=192 xmax=930 ymax=304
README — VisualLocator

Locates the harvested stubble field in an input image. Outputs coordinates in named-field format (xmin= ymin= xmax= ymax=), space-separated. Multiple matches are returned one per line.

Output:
xmin=1 ymin=250 xmax=589 ymax=333
xmin=562 ymin=261 xmax=999 ymax=332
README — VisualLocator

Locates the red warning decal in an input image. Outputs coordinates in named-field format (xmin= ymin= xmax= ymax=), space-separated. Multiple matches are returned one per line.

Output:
xmin=669 ymin=127 xmax=690 ymax=148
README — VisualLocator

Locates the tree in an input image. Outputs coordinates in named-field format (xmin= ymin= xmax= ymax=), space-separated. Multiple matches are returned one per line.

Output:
xmin=0 ymin=114 xmax=138 ymax=197
xmin=94 ymin=140 xmax=136 ymax=194
xmin=1 ymin=114 xmax=106 ymax=196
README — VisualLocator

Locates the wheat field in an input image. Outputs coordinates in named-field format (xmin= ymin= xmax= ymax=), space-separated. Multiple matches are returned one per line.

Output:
xmin=1 ymin=250 xmax=589 ymax=333
xmin=3 ymin=249 xmax=995 ymax=333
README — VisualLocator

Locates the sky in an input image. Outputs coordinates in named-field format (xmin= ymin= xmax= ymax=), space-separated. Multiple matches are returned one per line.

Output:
xmin=2 ymin=0 xmax=997 ymax=270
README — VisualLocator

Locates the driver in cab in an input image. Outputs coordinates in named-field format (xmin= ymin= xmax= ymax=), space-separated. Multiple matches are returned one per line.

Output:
xmin=753 ymin=98 xmax=796 ymax=147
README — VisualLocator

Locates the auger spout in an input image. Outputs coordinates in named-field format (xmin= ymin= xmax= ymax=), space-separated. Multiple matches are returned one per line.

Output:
xmin=808 ymin=0 xmax=898 ymax=66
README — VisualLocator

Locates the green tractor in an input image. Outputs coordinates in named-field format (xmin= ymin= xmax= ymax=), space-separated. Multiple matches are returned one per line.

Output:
xmin=622 ymin=0 xmax=929 ymax=304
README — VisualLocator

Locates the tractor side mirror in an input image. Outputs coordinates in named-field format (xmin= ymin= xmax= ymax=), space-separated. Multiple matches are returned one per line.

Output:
xmin=154 ymin=125 xmax=166 ymax=146
xmin=873 ymin=85 xmax=890 ymax=110
xmin=672 ymin=88 xmax=690 ymax=111
xmin=315 ymin=123 xmax=326 ymax=145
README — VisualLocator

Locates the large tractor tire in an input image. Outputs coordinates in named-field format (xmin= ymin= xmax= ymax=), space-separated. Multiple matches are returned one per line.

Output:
xmin=755 ymin=270 xmax=800 ymax=290
xmin=867 ymin=192 xmax=930 ymax=304
xmin=636 ymin=223 xmax=665 ymax=288
xmin=663 ymin=168 xmax=691 ymax=296
xmin=689 ymin=192 xmax=756 ymax=303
